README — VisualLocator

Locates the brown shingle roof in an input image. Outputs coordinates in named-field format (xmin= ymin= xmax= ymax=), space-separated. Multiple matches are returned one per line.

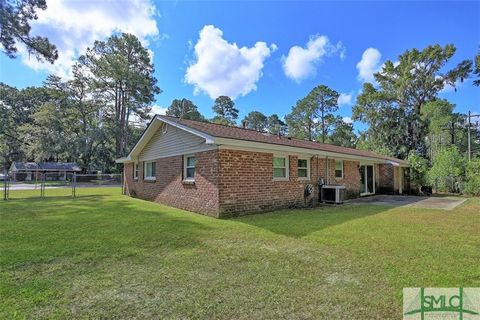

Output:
xmin=158 ymin=115 xmax=408 ymax=165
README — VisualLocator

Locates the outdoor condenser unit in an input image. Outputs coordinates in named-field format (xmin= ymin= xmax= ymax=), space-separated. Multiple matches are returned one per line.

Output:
xmin=321 ymin=185 xmax=346 ymax=204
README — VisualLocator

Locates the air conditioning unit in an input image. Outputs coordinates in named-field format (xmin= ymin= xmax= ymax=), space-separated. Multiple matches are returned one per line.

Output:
xmin=321 ymin=185 xmax=346 ymax=204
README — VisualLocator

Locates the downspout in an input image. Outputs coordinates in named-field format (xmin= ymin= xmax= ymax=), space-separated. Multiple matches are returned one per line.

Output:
xmin=325 ymin=156 xmax=329 ymax=185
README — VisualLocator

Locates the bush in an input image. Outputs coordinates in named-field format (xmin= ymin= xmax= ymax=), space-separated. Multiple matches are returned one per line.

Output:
xmin=464 ymin=159 xmax=480 ymax=196
xmin=407 ymin=151 xmax=429 ymax=190
xmin=427 ymin=146 xmax=465 ymax=193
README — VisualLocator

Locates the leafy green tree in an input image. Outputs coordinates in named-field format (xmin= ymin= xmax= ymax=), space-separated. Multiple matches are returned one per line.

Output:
xmin=286 ymin=85 xmax=339 ymax=142
xmin=421 ymin=99 xmax=469 ymax=162
xmin=327 ymin=117 xmax=357 ymax=148
xmin=78 ymin=33 xmax=161 ymax=157
xmin=166 ymin=98 xmax=205 ymax=121
xmin=427 ymin=146 xmax=465 ymax=192
xmin=0 ymin=0 xmax=58 ymax=63
xmin=0 ymin=82 xmax=51 ymax=168
xmin=285 ymin=97 xmax=316 ymax=140
xmin=464 ymin=158 xmax=480 ymax=196
xmin=407 ymin=150 xmax=429 ymax=189
xmin=353 ymin=44 xmax=472 ymax=158
xmin=310 ymin=85 xmax=339 ymax=143
xmin=266 ymin=114 xmax=287 ymax=135
xmin=242 ymin=111 xmax=267 ymax=131
xmin=19 ymin=76 xmax=73 ymax=162
xmin=212 ymin=96 xmax=238 ymax=125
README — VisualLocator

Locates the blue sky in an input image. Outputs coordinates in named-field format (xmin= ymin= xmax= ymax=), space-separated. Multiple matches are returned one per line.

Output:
xmin=0 ymin=0 xmax=479 ymax=132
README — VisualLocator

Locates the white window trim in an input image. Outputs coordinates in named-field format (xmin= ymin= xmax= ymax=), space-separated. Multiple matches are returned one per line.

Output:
xmin=273 ymin=155 xmax=289 ymax=181
xmin=359 ymin=163 xmax=376 ymax=196
xmin=133 ymin=162 xmax=139 ymax=180
xmin=144 ymin=161 xmax=156 ymax=181
xmin=297 ymin=157 xmax=310 ymax=181
xmin=183 ymin=154 xmax=196 ymax=182
xmin=335 ymin=159 xmax=344 ymax=179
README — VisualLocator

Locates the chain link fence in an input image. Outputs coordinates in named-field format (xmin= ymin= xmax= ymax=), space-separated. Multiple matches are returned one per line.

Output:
xmin=2 ymin=172 xmax=122 ymax=200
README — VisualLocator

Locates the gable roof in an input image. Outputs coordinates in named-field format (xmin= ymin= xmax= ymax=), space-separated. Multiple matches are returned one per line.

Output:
xmin=119 ymin=115 xmax=408 ymax=166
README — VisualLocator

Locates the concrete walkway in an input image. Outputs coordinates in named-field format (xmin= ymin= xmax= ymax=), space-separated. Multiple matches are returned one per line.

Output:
xmin=350 ymin=195 xmax=466 ymax=210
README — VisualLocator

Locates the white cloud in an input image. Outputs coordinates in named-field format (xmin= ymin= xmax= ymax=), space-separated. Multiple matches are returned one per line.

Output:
xmin=150 ymin=105 xmax=167 ymax=115
xmin=338 ymin=92 xmax=354 ymax=106
xmin=185 ymin=25 xmax=276 ymax=100
xmin=20 ymin=0 xmax=159 ymax=78
xmin=282 ymin=35 xmax=345 ymax=83
xmin=342 ymin=116 xmax=353 ymax=124
xmin=439 ymin=79 xmax=465 ymax=94
xmin=356 ymin=48 xmax=382 ymax=83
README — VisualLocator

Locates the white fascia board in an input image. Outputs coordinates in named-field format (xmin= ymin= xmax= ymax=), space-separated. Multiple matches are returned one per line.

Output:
xmin=214 ymin=137 xmax=389 ymax=164
xmin=125 ymin=116 xmax=216 ymax=161
xmin=156 ymin=116 xmax=215 ymax=144
xmin=115 ymin=156 xmax=133 ymax=164
xmin=126 ymin=115 xmax=161 ymax=160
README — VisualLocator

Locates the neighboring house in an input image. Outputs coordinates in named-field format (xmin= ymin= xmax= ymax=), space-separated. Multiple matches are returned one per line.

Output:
xmin=9 ymin=162 xmax=82 ymax=181
xmin=117 ymin=115 xmax=409 ymax=218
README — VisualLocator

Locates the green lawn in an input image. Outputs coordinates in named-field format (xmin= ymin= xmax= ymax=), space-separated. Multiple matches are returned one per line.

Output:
xmin=1 ymin=189 xmax=479 ymax=319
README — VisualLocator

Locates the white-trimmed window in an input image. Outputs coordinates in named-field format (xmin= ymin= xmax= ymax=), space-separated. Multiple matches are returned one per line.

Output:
xmin=133 ymin=162 xmax=139 ymax=180
xmin=144 ymin=161 xmax=156 ymax=180
xmin=297 ymin=158 xmax=310 ymax=180
xmin=273 ymin=156 xmax=289 ymax=180
xmin=184 ymin=155 xmax=196 ymax=181
xmin=335 ymin=160 xmax=343 ymax=179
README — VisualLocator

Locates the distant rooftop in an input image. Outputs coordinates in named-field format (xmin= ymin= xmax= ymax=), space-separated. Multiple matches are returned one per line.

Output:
xmin=11 ymin=162 xmax=81 ymax=172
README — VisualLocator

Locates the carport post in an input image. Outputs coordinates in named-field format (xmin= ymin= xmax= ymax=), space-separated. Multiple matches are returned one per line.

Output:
xmin=72 ymin=173 xmax=76 ymax=198
xmin=3 ymin=170 xmax=7 ymax=200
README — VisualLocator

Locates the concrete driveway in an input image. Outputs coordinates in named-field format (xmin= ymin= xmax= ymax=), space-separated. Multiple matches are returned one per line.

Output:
xmin=350 ymin=195 xmax=466 ymax=210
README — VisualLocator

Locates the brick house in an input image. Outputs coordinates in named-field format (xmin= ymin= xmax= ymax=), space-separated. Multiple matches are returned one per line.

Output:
xmin=117 ymin=115 xmax=409 ymax=218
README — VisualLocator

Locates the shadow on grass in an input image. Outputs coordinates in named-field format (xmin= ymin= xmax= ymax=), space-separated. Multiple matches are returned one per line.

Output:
xmin=234 ymin=204 xmax=390 ymax=238
xmin=0 ymin=194 xmax=214 ymax=267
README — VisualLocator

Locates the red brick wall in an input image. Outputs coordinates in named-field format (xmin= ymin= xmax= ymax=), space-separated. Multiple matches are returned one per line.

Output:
xmin=378 ymin=164 xmax=394 ymax=194
xmin=217 ymin=150 xmax=361 ymax=217
xmin=124 ymin=148 xmax=364 ymax=217
xmin=124 ymin=150 xmax=220 ymax=217
xmin=322 ymin=158 xmax=361 ymax=199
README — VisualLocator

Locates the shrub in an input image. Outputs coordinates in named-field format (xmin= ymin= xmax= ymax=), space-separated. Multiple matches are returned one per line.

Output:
xmin=427 ymin=146 xmax=465 ymax=193
xmin=407 ymin=151 xmax=429 ymax=189
xmin=464 ymin=159 xmax=480 ymax=196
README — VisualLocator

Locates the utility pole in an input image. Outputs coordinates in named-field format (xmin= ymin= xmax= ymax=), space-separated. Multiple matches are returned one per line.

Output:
xmin=468 ymin=111 xmax=471 ymax=162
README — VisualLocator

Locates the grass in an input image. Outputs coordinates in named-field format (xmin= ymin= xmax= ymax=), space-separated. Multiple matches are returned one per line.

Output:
xmin=1 ymin=188 xmax=479 ymax=319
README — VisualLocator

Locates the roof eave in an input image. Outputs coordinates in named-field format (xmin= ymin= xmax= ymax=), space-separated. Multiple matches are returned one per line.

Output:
xmin=214 ymin=137 xmax=409 ymax=166
xmin=116 ymin=156 xmax=133 ymax=164
xmin=124 ymin=115 xmax=216 ymax=162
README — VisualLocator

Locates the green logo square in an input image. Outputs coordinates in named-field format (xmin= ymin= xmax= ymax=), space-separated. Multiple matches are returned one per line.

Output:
xmin=403 ymin=288 xmax=480 ymax=320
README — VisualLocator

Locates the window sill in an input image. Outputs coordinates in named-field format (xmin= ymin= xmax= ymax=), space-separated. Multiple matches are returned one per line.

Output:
xmin=144 ymin=177 xmax=156 ymax=182
xmin=133 ymin=178 xmax=138 ymax=181
xmin=182 ymin=179 xmax=195 ymax=185
xmin=273 ymin=178 xmax=289 ymax=182
xmin=298 ymin=177 xmax=311 ymax=181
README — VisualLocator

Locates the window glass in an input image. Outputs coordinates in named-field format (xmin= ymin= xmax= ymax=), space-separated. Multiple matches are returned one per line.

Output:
xmin=273 ymin=157 xmax=286 ymax=167
xmin=187 ymin=156 xmax=196 ymax=167
xmin=273 ymin=156 xmax=287 ymax=178
xmin=144 ymin=161 xmax=156 ymax=179
xmin=133 ymin=163 xmax=139 ymax=179
xmin=184 ymin=155 xmax=196 ymax=180
xmin=298 ymin=159 xmax=308 ymax=178
xmin=335 ymin=160 xmax=343 ymax=178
